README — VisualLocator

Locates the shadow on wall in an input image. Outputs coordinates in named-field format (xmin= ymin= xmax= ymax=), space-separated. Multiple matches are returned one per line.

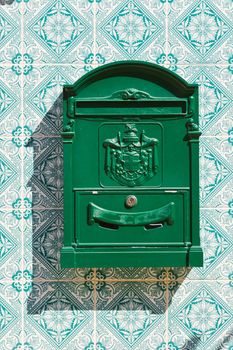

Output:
xmin=0 ymin=0 xmax=15 ymax=4
xmin=26 ymin=94 xmax=192 ymax=321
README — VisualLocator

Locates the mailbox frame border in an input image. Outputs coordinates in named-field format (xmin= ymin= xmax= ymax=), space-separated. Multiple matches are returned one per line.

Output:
xmin=61 ymin=60 xmax=203 ymax=268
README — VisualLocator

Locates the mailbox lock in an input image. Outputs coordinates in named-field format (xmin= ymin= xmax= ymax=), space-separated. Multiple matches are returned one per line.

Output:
xmin=125 ymin=195 xmax=137 ymax=208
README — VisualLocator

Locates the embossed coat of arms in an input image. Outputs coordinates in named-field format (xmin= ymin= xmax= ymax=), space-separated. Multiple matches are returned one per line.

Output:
xmin=103 ymin=123 xmax=159 ymax=187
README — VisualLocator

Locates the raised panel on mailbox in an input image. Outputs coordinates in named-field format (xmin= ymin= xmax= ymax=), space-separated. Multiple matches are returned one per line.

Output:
xmin=61 ymin=61 xmax=203 ymax=268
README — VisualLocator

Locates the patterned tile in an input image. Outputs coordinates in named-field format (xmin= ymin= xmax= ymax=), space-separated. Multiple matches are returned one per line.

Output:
xmin=26 ymin=137 xmax=63 ymax=208
xmin=0 ymin=148 xmax=19 ymax=206
xmin=209 ymin=0 xmax=233 ymax=24
xmin=96 ymin=317 xmax=166 ymax=350
xmin=22 ymin=64 xmax=88 ymax=135
xmin=168 ymin=281 xmax=233 ymax=349
xmin=169 ymin=1 xmax=233 ymax=64
xmin=96 ymin=281 xmax=166 ymax=349
xmin=195 ymin=70 xmax=231 ymax=133
xmin=24 ymin=210 xmax=64 ymax=279
xmin=0 ymin=154 xmax=21 ymax=217
xmin=0 ymin=0 xmax=232 ymax=346
xmin=0 ymin=4 xmax=21 ymax=66
xmin=26 ymin=281 xmax=93 ymax=348
xmin=23 ymin=208 xmax=91 ymax=280
xmin=96 ymin=267 xmax=168 ymax=281
xmin=0 ymin=76 xmax=19 ymax=134
xmin=96 ymin=280 xmax=167 ymax=311
xmin=0 ymin=212 xmax=20 ymax=280
xmin=199 ymin=137 xmax=232 ymax=208
xmin=24 ymin=0 xmax=94 ymax=64
xmin=0 ymin=281 xmax=21 ymax=349
xmin=207 ymin=36 xmax=233 ymax=65
xmin=185 ymin=209 xmax=233 ymax=280
xmin=203 ymin=136 xmax=233 ymax=171
xmin=205 ymin=107 xmax=233 ymax=138
xmin=96 ymin=0 xmax=165 ymax=62
xmin=24 ymin=65 xmax=87 ymax=121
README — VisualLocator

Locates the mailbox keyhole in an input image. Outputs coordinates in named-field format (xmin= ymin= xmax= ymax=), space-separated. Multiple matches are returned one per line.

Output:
xmin=144 ymin=223 xmax=164 ymax=230
xmin=98 ymin=221 xmax=119 ymax=230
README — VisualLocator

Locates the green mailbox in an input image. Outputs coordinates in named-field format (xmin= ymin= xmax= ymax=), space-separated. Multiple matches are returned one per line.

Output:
xmin=61 ymin=61 xmax=203 ymax=268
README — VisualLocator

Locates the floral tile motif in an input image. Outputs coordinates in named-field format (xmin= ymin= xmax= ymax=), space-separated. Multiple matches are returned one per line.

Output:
xmin=96 ymin=0 xmax=165 ymax=17
xmin=25 ymin=210 xmax=64 ymax=278
xmin=26 ymin=282 xmax=93 ymax=348
xmin=204 ymin=107 xmax=233 ymax=137
xmin=168 ymin=281 xmax=233 ymax=349
xmin=27 ymin=281 xmax=93 ymax=313
xmin=214 ymin=0 xmax=233 ymax=20
xmin=26 ymin=72 xmax=66 ymax=118
xmin=0 ymin=78 xmax=18 ymax=123
xmin=139 ymin=35 xmax=194 ymax=69
xmin=23 ymin=320 xmax=93 ymax=350
xmin=188 ymin=208 xmax=233 ymax=280
xmin=0 ymin=156 xmax=21 ymax=212
xmin=0 ymin=286 xmax=19 ymax=344
xmin=203 ymin=178 xmax=233 ymax=210
xmin=203 ymin=135 xmax=233 ymax=171
xmin=193 ymin=70 xmax=231 ymax=133
xmin=0 ymin=217 xmax=19 ymax=279
xmin=0 ymin=7 xmax=19 ymax=64
xmin=0 ymin=0 xmax=232 ymax=347
xmin=24 ymin=66 xmax=87 ymax=120
xmin=22 ymin=65 xmax=88 ymax=135
xmin=133 ymin=319 xmax=166 ymax=350
xmin=0 ymin=290 xmax=21 ymax=350
xmin=95 ymin=317 xmax=166 ymax=350
xmin=0 ymin=148 xmax=17 ymax=195
xmin=97 ymin=281 xmax=166 ymax=348
xmin=199 ymin=140 xmax=231 ymax=207
xmin=95 ymin=322 xmax=128 ymax=350
xmin=25 ymin=0 xmax=93 ymax=63
xmin=206 ymin=36 xmax=233 ymax=65
xmin=98 ymin=0 xmax=164 ymax=59
xmin=23 ymin=208 xmax=90 ymax=280
xmin=96 ymin=281 xmax=167 ymax=312
xmin=26 ymin=137 xmax=63 ymax=208
xmin=198 ymin=210 xmax=231 ymax=275
xmin=24 ymin=100 xmax=62 ymax=139
xmin=96 ymin=267 xmax=167 ymax=280
xmin=0 ymin=110 xmax=22 ymax=139
xmin=172 ymin=1 xmax=232 ymax=62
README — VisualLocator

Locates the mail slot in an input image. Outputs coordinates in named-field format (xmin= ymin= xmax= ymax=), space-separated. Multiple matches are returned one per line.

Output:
xmin=61 ymin=61 xmax=203 ymax=268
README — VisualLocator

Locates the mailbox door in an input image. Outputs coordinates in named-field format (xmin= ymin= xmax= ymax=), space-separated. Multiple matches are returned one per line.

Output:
xmin=75 ymin=190 xmax=189 ymax=247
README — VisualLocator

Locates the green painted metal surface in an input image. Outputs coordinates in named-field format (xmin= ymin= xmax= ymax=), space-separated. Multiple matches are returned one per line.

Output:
xmin=61 ymin=61 xmax=203 ymax=268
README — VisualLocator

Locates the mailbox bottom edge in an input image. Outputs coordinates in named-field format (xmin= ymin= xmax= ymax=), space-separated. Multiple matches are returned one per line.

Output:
xmin=60 ymin=246 xmax=203 ymax=268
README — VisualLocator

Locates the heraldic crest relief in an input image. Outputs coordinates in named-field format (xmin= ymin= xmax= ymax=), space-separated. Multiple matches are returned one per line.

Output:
xmin=103 ymin=123 xmax=159 ymax=187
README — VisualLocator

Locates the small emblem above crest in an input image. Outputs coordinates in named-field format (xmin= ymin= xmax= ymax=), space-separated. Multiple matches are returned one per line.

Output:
xmin=103 ymin=124 xmax=159 ymax=187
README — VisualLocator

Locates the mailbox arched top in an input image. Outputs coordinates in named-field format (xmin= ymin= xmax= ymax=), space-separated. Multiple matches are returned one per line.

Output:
xmin=64 ymin=61 xmax=197 ymax=99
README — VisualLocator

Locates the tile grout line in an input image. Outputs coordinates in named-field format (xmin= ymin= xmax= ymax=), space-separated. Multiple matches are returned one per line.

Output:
xmin=1 ymin=63 xmax=229 ymax=68
xmin=93 ymin=268 xmax=97 ymax=350
xmin=0 ymin=63 xmax=231 ymax=67
xmin=165 ymin=268 xmax=169 ymax=350
xmin=165 ymin=0 xmax=169 ymax=60
xmin=25 ymin=278 xmax=233 ymax=282
xmin=93 ymin=0 xmax=97 ymax=68
xmin=20 ymin=1 xmax=26 ymax=347
xmin=0 ymin=277 xmax=232 ymax=283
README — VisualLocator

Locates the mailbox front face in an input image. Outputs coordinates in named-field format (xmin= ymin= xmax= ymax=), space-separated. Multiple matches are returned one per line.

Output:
xmin=61 ymin=61 xmax=203 ymax=268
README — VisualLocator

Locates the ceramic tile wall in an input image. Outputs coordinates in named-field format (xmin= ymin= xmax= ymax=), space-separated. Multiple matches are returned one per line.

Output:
xmin=0 ymin=0 xmax=232 ymax=349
